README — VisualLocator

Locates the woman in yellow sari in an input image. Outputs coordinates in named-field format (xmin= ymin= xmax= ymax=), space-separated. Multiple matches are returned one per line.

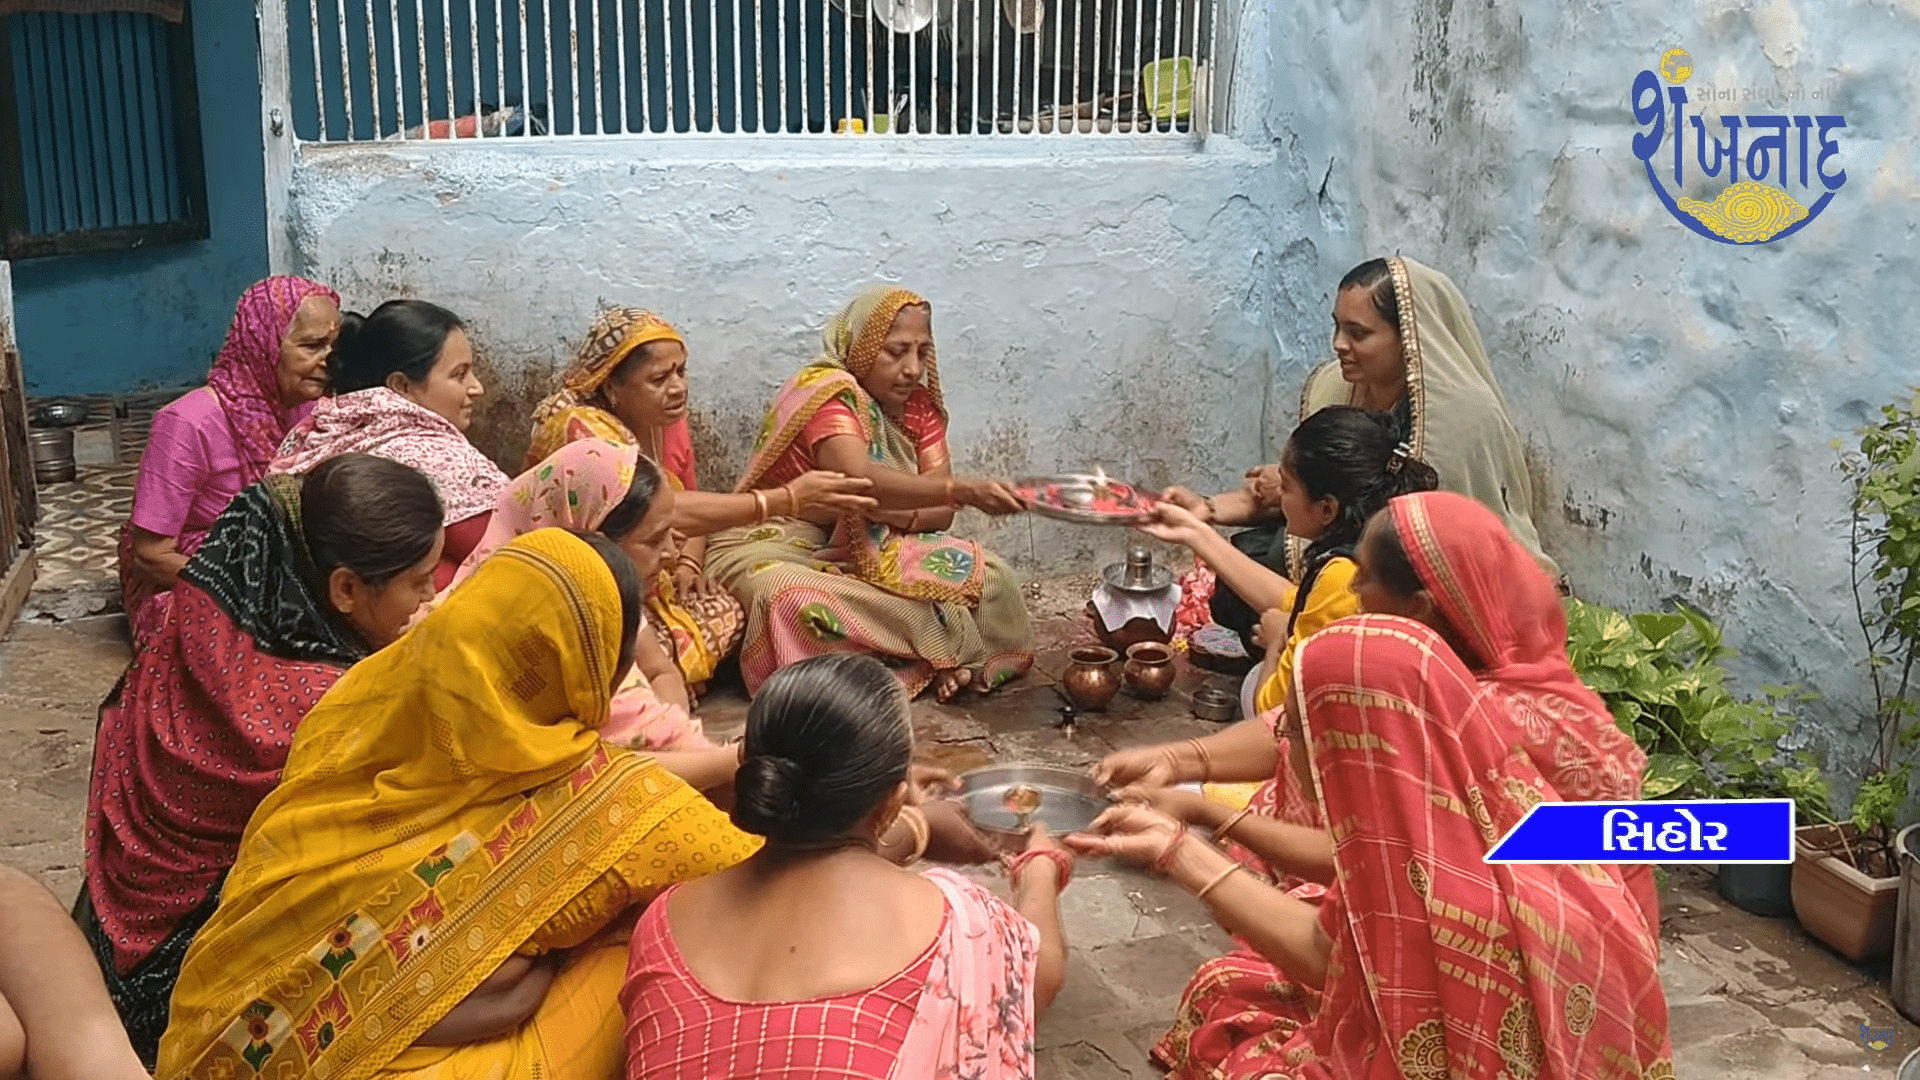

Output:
xmin=526 ymin=309 xmax=875 ymax=693
xmin=154 ymin=529 xmax=759 ymax=1080
xmin=704 ymin=286 xmax=1033 ymax=702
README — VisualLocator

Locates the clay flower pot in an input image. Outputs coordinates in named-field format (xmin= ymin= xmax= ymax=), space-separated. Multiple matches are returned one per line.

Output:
xmin=1791 ymin=822 xmax=1899 ymax=963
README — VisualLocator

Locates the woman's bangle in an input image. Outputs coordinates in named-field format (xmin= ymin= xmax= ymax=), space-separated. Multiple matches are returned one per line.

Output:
xmin=1004 ymin=849 xmax=1073 ymax=890
xmin=893 ymin=805 xmax=930 ymax=863
xmin=781 ymin=485 xmax=797 ymax=518
xmin=1202 ymin=496 xmax=1218 ymax=522
xmin=907 ymin=509 xmax=922 ymax=531
xmin=751 ymin=489 xmax=769 ymax=524
xmin=1215 ymin=806 xmax=1255 ymax=842
xmin=1194 ymin=862 xmax=1244 ymax=902
xmin=1186 ymin=738 xmax=1214 ymax=782
xmin=1150 ymin=829 xmax=1188 ymax=875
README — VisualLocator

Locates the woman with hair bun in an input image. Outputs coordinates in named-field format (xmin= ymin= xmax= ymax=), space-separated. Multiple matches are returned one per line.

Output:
xmin=268 ymin=299 xmax=507 ymax=589
xmin=621 ymin=652 xmax=1070 ymax=1079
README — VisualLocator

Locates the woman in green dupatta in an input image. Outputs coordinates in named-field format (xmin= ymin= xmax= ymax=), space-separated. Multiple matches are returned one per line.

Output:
xmin=1178 ymin=256 xmax=1560 ymax=650
xmin=705 ymin=287 xmax=1033 ymax=703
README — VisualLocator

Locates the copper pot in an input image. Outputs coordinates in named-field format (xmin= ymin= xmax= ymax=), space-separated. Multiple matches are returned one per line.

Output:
xmin=1060 ymin=645 xmax=1121 ymax=711
xmin=1123 ymin=642 xmax=1176 ymax=699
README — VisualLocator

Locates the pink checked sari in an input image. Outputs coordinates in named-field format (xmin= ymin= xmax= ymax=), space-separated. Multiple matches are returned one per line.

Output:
xmin=1172 ymin=616 xmax=1672 ymax=1079
xmin=622 ymin=868 xmax=1039 ymax=1079
xmin=443 ymin=439 xmax=709 ymax=750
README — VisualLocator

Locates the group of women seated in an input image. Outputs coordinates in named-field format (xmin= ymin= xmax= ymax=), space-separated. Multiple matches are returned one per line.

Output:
xmin=23 ymin=256 xmax=1668 ymax=1078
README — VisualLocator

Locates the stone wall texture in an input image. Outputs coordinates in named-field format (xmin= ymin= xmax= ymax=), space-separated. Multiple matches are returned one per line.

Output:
xmin=288 ymin=0 xmax=1917 ymax=800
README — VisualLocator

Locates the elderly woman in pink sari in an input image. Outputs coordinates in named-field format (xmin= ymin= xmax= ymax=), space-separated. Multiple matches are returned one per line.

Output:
xmin=119 ymin=276 xmax=340 ymax=648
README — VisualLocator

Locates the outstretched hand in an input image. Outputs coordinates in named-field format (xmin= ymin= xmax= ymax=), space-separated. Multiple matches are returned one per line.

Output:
xmin=1090 ymin=746 xmax=1178 ymax=789
xmin=1062 ymin=804 xmax=1186 ymax=868
xmin=1134 ymin=501 xmax=1207 ymax=547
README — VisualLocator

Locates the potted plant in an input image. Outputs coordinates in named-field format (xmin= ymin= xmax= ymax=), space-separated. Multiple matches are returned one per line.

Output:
xmin=1567 ymin=600 xmax=1831 ymax=918
xmin=1808 ymin=392 xmax=1920 ymax=967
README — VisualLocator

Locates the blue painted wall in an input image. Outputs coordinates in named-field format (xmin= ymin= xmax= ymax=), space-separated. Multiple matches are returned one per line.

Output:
xmin=8 ymin=3 xmax=268 ymax=396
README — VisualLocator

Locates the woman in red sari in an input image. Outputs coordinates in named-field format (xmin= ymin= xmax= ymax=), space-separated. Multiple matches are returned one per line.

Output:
xmin=82 ymin=454 xmax=446 ymax=1066
xmin=1352 ymin=490 xmax=1657 ymax=933
xmin=1070 ymin=615 xmax=1672 ymax=1079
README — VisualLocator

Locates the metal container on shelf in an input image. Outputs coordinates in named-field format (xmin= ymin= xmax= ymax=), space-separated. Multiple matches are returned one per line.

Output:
xmin=28 ymin=427 xmax=75 ymax=485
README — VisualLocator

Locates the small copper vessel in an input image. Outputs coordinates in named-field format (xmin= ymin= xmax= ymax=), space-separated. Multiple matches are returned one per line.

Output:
xmin=1060 ymin=645 xmax=1122 ymax=711
xmin=1123 ymin=642 xmax=1177 ymax=699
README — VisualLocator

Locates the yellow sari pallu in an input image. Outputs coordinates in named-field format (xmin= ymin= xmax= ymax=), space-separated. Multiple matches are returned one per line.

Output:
xmin=155 ymin=530 xmax=758 ymax=1080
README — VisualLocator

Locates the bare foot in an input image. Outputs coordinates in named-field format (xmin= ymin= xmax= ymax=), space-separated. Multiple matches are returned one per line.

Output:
xmin=933 ymin=668 xmax=973 ymax=702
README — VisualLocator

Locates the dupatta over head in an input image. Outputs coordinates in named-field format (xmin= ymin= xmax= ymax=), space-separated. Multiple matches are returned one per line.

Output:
xmin=445 ymin=439 xmax=702 ymax=749
xmin=269 ymin=387 xmax=508 ymax=523
xmin=525 ymin=307 xmax=696 ymax=484
xmin=1285 ymin=615 xmax=1671 ymax=1079
xmin=157 ymin=530 xmax=725 ymax=1080
xmin=1389 ymin=490 xmax=1644 ymax=799
xmin=729 ymin=286 xmax=982 ymax=606
xmin=206 ymin=276 xmax=339 ymax=478
xmin=1300 ymin=256 xmax=1557 ymax=578
xmin=90 ymin=475 xmax=371 ymax=968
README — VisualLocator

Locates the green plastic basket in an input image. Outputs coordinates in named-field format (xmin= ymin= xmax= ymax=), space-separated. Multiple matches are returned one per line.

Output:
xmin=1141 ymin=56 xmax=1195 ymax=122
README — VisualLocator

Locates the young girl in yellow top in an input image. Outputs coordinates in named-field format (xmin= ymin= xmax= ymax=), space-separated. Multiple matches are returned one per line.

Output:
xmin=1101 ymin=406 xmax=1439 ymax=800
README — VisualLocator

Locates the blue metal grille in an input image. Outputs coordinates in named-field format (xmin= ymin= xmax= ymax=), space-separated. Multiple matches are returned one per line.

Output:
xmin=0 ymin=4 xmax=208 ymax=259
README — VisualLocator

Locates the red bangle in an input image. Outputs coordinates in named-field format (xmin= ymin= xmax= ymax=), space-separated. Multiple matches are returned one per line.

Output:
xmin=1150 ymin=829 xmax=1189 ymax=875
xmin=1003 ymin=849 xmax=1073 ymax=890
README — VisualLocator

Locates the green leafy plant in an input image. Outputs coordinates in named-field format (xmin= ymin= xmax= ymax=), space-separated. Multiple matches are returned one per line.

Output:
xmin=1565 ymin=599 xmax=1832 ymax=820
xmin=1836 ymin=388 xmax=1920 ymax=869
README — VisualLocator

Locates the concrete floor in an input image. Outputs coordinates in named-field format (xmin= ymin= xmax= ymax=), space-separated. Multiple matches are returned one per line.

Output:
xmin=4 ymin=577 xmax=1918 ymax=1077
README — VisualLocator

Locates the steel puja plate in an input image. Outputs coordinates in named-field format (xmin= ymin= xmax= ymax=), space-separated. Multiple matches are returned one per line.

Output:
xmin=957 ymin=763 xmax=1108 ymax=853
xmin=1013 ymin=472 xmax=1160 ymax=526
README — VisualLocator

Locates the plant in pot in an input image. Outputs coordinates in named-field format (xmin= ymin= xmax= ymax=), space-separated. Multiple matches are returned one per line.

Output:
xmin=1807 ymin=392 xmax=1920 ymax=969
xmin=1567 ymin=600 xmax=1831 ymax=918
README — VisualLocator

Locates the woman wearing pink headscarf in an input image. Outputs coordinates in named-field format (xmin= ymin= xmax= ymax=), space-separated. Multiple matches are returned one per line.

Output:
xmin=118 ymin=277 xmax=341 ymax=649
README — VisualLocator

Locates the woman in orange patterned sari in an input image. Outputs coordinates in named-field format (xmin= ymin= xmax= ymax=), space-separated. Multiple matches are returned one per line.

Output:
xmin=1070 ymin=615 xmax=1672 ymax=1080
xmin=704 ymin=286 xmax=1033 ymax=702
xmin=154 ymin=529 xmax=759 ymax=1080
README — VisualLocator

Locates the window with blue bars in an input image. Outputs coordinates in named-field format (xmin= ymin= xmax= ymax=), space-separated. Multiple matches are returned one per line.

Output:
xmin=0 ymin=2 xmax=208 ymax=259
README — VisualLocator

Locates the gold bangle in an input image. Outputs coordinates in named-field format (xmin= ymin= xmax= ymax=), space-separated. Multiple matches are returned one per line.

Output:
xmin=1216 ymin=806 xmax=1255 ymax=842
xmin=783 ymin=485 xmax=797 ymax=518
xmin=752 ymin=489 xmax=768 ymax=524
xmin=894 ymin=805 xmax=930 ymax=863
xmin=1186 ymin=738 xmax=1214 ymax=782
xmin=1195 ymin=862 xmax=1243 ymax=902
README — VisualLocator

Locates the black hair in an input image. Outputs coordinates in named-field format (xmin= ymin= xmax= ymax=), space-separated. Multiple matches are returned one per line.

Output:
xmin=331 ymin=299 xmax=465 ymax=394
xmin=559 ymin=528 xmax=646 ymax=680
xmin=1337 ymin=258 xmax=1400 ymax=331
xmin=732 ymin=653 xmax=913 ymax=848
xmin=299 ymin=454 xmax=445 ymax=586
xmin=1362 ymin=508 xmax=1427 ymax=600
xmin=604 ymin=339 xmax=680 ymax=392
xmin=596 ymin=454 xmax=670 ymax=540
xmin=1281 ymin=406 xmax=1440 ymax=634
